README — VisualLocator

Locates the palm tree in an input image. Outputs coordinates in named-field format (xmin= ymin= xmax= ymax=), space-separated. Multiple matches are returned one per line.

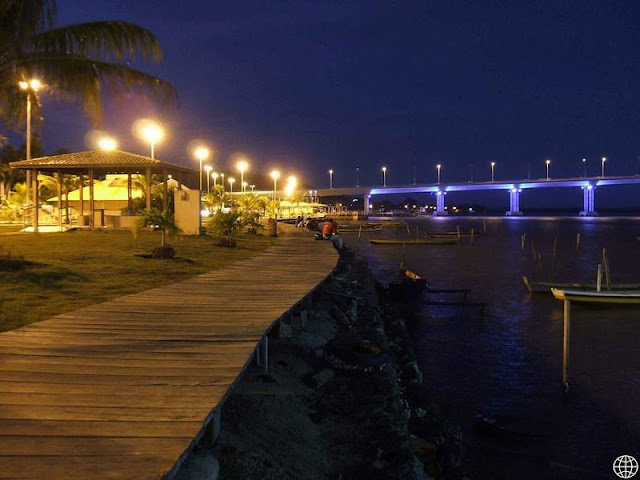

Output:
xmin=0 ymin=0 xmax=176 ymax=130
xmin=203 ymin=184 xmax=226 ymax=213
xmin=133 ymin=208 xmax=180 ymax=247
xmin=206 ymin=210 xmax=243 ymax=247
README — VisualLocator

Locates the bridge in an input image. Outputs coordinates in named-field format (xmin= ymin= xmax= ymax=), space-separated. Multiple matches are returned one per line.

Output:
xmin=313 ymin=175 xmax=640 ymax=216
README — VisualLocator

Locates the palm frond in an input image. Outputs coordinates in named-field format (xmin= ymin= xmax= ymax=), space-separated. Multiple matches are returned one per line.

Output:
xmin=30 ymin=21 xmax=163 ymax=62
xmin=1 ymin=0 xmax=56 ymax=41
xmin=10 ymin=54 xmax=177 ymax=124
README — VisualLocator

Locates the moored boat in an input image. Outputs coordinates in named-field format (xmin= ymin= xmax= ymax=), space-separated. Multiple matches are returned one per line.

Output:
xmin=523 ymin=276 xmax=640 ymax=294
xmin=369 ymin=238 xmax=458 ymax=245
xmin=551 ymin=287 xmax=640 ymax=304
xmin=425 ymin=231 xmax=480 ymax=239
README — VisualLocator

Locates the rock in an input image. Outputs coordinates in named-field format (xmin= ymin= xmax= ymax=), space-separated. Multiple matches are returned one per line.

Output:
xmin=310 ymin=369 xmax=335 ymax=389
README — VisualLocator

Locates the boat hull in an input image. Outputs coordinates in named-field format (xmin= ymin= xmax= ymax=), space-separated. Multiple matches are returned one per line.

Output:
xmin=551 ymin=287 xmax=640 ymax=304
xmin=370 ymin=238 xmax=458 ymax=245
xmin=523 ymin=276 xmax=640 ymax=294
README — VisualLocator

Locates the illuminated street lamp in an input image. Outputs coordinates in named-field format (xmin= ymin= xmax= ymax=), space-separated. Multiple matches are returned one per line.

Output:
xmin=582 ymin=158 xmax=587 ymax=178
xmin=204 ymin=165 xmax=212 ymax=192
xmin=19 ymin=78 xmax=42 ymax=161
xmin=194 ymin=146 xmax=210 ymax=192
xmin=228 ymin=177 xmax=235 ymax=207
xmin=601 ymin=157 xmax=607 ymax=177
xmin=356 ymin=167 xmax=360 ymax=187
xmin=436 ymin=164 xmax=441 ymax=184
xmin=242 ymin=181 xmax=248 ymax=192
xmin=237 ymin=159 xmax=248 ymax=192
xmin=270 ymin=170 xmax=280 ymax=201
xmin=221 ymin=173 xmax=225 ymax=191
xmin=250 ymin=184 xmax=255 ymax=192
xmin=212 ymin=172 xmax=219 ymax=188
xmin=490 ymin=162 xmax=496 ymax=182
xmin=329 ymin=169 xmax=334 ymax=189
xmin=97 ymin=136 xmax=117 ymax=151
xmin=546 ymin=159 xmax=551 ymax=179
xmin=142 ymin=122 xmax=164 ymax=159
xmin=382 ymin=166 xmax=387 ymax=186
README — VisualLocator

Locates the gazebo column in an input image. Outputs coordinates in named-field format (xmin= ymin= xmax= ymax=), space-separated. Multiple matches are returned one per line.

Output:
xmin=89 ymin=168 xmax=95 ymax=229
xmin=79 ymin=173 xmax=84 ymax=221
xmin=57 ymin=170 xmax=63 ymax=231
xmin=145 ymin=167 xmax=152 ymax=210
xmin=127 ymin=173 xmax=133 ymax=213
xmin=32 ymin=168 xmax=39 ymax=232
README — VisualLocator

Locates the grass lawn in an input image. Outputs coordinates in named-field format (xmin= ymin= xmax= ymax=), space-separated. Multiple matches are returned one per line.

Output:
xmin=0 ymin=225 xmax=276 ymax=332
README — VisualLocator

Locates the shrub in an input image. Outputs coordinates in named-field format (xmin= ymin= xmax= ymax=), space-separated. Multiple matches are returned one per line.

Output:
xmin=150 ymin=244 xmax=176 ymax=259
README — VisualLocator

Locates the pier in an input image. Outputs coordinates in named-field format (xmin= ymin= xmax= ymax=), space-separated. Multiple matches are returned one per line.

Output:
xmin=0 ymin=230 xmax=337 ymax=479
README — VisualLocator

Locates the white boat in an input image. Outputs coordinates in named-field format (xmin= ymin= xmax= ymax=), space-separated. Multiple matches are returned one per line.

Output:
xmin=551 ymin=288 xmax=640 ymax=305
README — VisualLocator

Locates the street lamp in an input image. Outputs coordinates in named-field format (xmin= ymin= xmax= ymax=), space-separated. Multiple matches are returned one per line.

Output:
xmin=382 ymin=166 xmax=387 ymax=186
xmin=436 ymin=164 xmax=441 ymax=184
xmin=329 ymin=169 xmax=334 ymax=189
xmin=242 ymin=181 xmax=248 ymax=193
xmin=194 ymin=146 xmax=210 ymax=193
xmin=582 ymin=158 xmax=586 ymax=178
xmin=490 ymin=162 xmax=496 ymax=182
xmin=546 ymin=159 xmax=551 ymax=179
xmin=19 ymin=78 xmax=42 ymax=161
xmin=97 ymin=136 xmax=117 ymax=151
xmin=204 ymin=165 xmax=212 ymax=192
xmin=212 ymin=172 xmax=219 ymax=188
xmin=270 ymin=170 xmax=280 ymax=201
xmin=220 ymin=173 xmax=225 ymax=191
xmin=228 ymin=177 xmax=235 ymax=207
xmin=250 ymin=184 xmax=255 ymax=192
xmin=356 ymin=167 xmax=360 ymax=187
xmin=142 ymin=122 xmax=164 ymax=159
xmin=601 ymin=156 xmax=606 ymax=177
xmin=237 ymin=160 xmax=248 ymax=192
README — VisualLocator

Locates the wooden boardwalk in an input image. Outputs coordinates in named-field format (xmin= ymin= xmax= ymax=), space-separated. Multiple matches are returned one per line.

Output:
xmin=0 ymin=230 xmax=337 ymax=479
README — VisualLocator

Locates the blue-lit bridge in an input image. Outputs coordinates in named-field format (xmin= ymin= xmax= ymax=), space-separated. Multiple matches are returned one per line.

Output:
xmin=313 ymin=175 xmax=640 ymax=216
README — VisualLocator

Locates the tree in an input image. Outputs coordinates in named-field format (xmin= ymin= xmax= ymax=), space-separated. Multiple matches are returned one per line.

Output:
xmin=132 ymin=208 xmax=180 ymax=248
xmin=206 ymin=210 xmax=243 ymax=247
xmin=0 ymin=0 xmax=176 ymax=130
xmin=203 ymin=184 xmax=226 ymax=213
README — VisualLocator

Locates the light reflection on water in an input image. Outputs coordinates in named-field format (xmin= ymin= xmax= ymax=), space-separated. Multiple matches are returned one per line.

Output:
xmin=344 ymin=216 xmax=640 ymax=479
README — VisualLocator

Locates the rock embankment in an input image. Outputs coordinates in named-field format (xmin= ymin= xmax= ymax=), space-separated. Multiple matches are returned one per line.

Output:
xmin=178 ymin=248 xmax=465 ymax=479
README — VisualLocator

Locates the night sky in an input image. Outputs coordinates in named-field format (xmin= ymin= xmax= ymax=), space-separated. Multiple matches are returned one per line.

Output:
xmin=17 ymin=1 xmax=640 ymax=201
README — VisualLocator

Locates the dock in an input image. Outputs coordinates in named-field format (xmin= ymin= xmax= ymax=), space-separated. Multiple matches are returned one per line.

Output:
xmin=0 ymin=230 xmax=337 ymax=479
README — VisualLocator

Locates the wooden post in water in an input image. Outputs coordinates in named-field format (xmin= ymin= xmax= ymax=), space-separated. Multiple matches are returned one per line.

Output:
xmin=602 ymin=248 xmax=611 ymax=290
xmin=483 ymin=220 xmax=486 ymax=233
xmin=357 ymin=224 xmax=362 ymax=243
xmin=562 ymin=298 xmax=571 ymax=392
xmin=470 ymin=228 xmax=475 ymax=245
xmin=521 ymin=233 xmax=526 ymax=252
xmin=596 ymin=264 xmax=602 ymax=292
xmin=552 ymin=236 xmax=558 ymax=282
xmin=576 ymin=233 xmax=581 ymax=252
xmin=457 ymin=225 xmax=461 ymax=241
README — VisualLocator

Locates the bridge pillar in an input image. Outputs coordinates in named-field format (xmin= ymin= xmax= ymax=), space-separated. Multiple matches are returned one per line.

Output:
xmin=579 ymin=185 xmax=597 ymax=216
xmin=364 ymin=194 xmax=370 ymax=213
xmin=433 ymin=191 xmax=448 ymax=216
xmin=505 ymin=188 xmax=523 ymax=216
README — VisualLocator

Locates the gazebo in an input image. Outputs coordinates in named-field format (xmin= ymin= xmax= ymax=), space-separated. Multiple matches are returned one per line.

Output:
xmin=10 ymin=150 xmax=199 ymax=231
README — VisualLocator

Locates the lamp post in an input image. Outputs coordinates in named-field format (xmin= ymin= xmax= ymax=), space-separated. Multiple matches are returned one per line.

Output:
xmin=250 ymin=184 xmax=255 ymax=192
xmin=490 ymin=162 xmax=496 ymax=182
xmin=19 ymin=79 xmax=42 ymax=161
xmin=356 ymin=167 xmax=360 ymax=187
xmin=142 ymin=123 xmax=163 ymax=159
xmin=220 ymin=173 xmax=225 ymax=191
xmin=194 ymin=146 xmax=210 ymax=193
xmin=204 ymin=165 xmax=212 ymax=192
xmin=237 ymin=160 xmax=248 ymax=192
xmin=228 ymin=177 xmax=235 ymax=207
xmin=329 ymin=169 xmax=334 ymax=189
xmin=582 ymin=158 xmax=587 ymax=178
xmin=382 ymin=166 xmax=387 ymax=186
xmin=546 ymin=159 xmax=551 ymax=179
xmin=270 ymin=170 xmax=280 ymax=201
xmin=436 ymin=164 xmax=441 ymax=184
xmin=242 ymin=181 xmax=247 ymax=193
xmin=212 ymin=172 xmax=218 ymax=188
xmin=97 ymin=136 xmax=117 ymax=151
xmin=601 ymin=157 xmax=606 ymax=177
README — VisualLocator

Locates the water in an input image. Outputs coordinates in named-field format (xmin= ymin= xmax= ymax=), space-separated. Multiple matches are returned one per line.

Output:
xmin=342 ymin=216 xmax=640 ymax=479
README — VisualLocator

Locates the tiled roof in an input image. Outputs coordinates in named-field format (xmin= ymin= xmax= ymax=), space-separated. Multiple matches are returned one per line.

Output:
xmin=9 ymin=150 xmax=197 ymax=173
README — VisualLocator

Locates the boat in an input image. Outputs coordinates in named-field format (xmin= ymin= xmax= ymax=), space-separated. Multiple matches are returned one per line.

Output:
xmin=338 ymin=222 xmax=383 ymax=232
xmin=378 ymin=220 xmax=405 ymax=228
xmin=551 ymin=287 xmax=640 ymax=305
xmin=425 ymin=231 xmax=480 ymax=239
xmin=389 ymin=269 xmax=428 ymax=302
xmin=523 ymin=276 xmax=640 ymax=294
xmin=369 ymin=238 xmax=458 ymax=245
